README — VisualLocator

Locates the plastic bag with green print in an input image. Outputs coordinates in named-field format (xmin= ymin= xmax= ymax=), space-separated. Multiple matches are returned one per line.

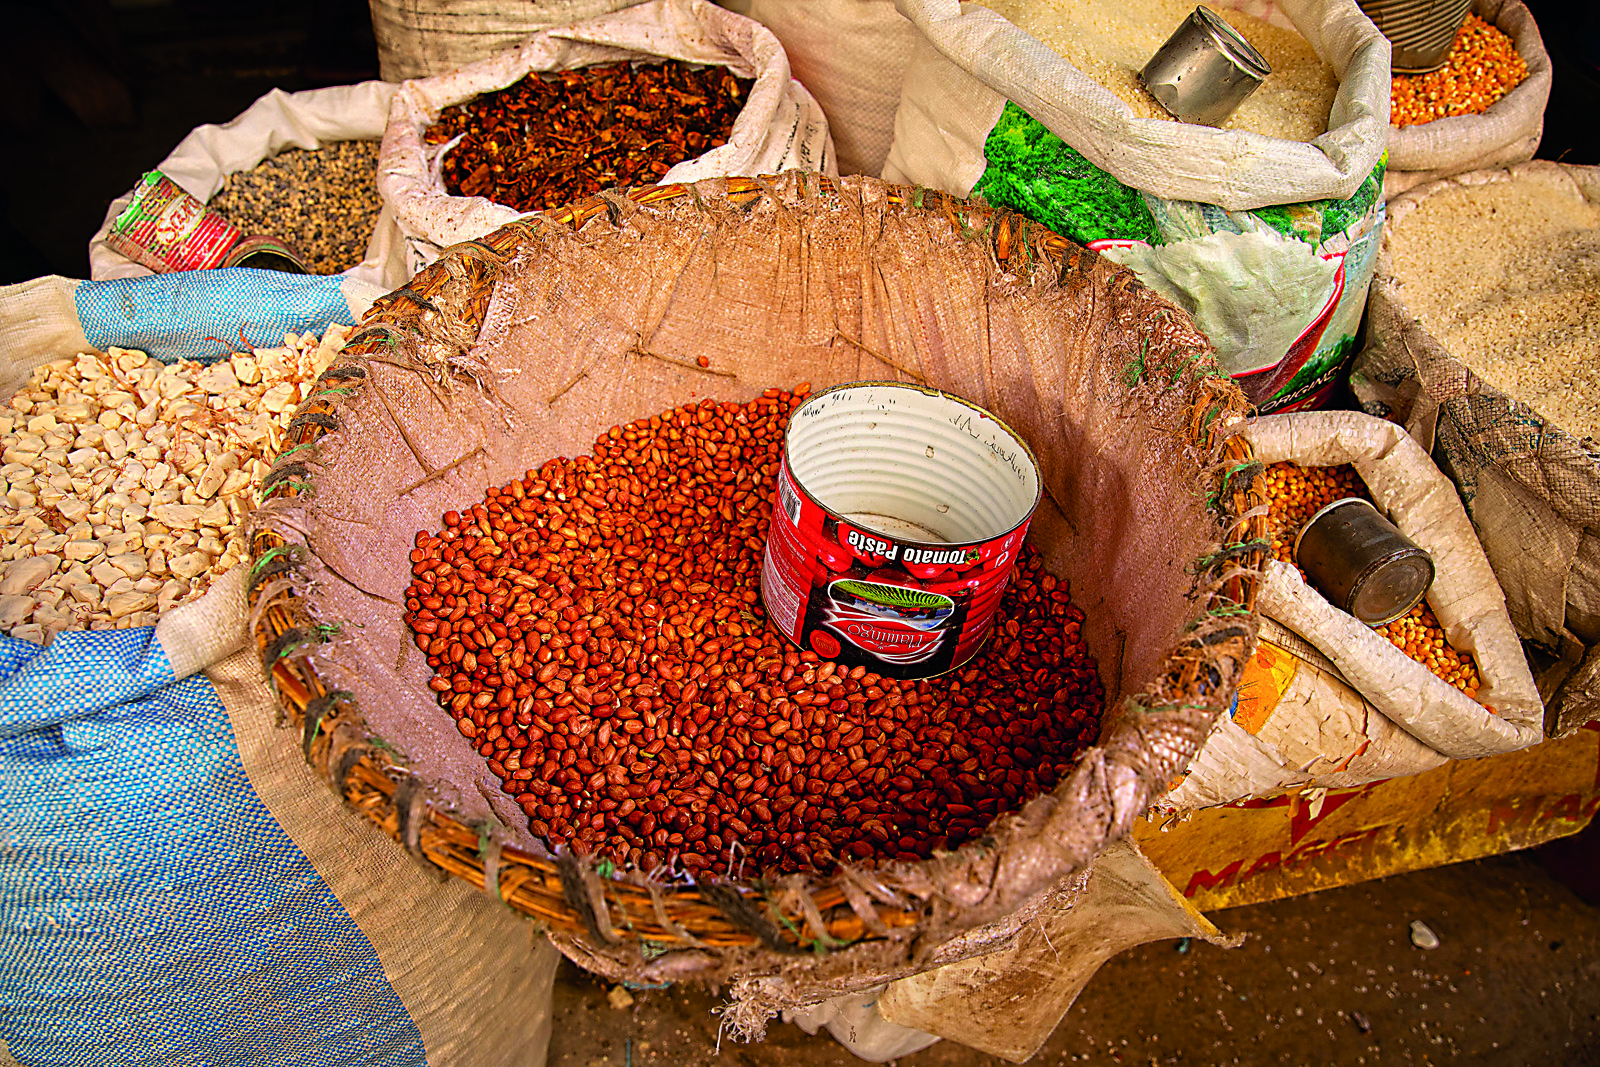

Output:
xmin=967 ymin=103 xmax=1387 ymax=414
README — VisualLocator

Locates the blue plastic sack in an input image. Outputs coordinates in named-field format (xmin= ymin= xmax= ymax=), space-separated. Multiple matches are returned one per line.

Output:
xmin=0 ymin=270 xmax=384 ymax=382
xmin=0 ymin=571 xmax=558 ymax=1066
xmin=74 ymin=270 xmax=365 ymax=364
xmin=0 ymin=627 xmax=425 ymax=1065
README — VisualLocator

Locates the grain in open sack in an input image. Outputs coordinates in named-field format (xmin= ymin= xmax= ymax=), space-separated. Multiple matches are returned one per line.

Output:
xmin=976 ymin=0 xmax=1338 ymax=141
xmin=1262 ymin=459 xmax=1482 ymax=697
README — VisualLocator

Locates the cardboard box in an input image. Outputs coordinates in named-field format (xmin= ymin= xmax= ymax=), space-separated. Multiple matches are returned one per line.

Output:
xmin=1136 ymin=724 xmax=1600 ymax=910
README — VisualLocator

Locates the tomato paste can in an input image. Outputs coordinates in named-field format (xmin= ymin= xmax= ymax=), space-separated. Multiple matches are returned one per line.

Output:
xmin=760 ymin=382 xmax=1042 ymax=679
xmin=106 ymin=171 xmax=242 ymax=273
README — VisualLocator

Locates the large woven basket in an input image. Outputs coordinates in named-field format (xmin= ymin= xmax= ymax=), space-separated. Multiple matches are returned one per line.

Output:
xmin=247 ymin=172 xmax=1266 ymax=1028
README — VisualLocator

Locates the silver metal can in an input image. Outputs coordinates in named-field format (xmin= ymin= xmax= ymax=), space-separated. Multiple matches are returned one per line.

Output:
xmin=1139 ymin=6 xmax=1272 ymax=127
xmin=1293 ymin=497 xmax=1436 ymax=625
xmin=1358 ymin=0 xmax=1472 ymax=74
xmin=760 ymin=382 xmax=1042 ymax=679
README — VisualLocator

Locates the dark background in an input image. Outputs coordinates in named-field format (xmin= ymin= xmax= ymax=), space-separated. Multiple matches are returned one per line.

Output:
xmin=0 ymin=0 xmax=378 ymax=283
xmin=0 ymin=0 xmax=1595 ymax=283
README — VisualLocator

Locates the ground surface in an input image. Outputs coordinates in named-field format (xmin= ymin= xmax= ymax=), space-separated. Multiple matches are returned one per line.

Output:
xmin=549 ymin=847 xmax=1600 ymax=1067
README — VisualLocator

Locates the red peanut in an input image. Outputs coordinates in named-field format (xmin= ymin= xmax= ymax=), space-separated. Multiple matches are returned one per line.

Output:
xmin=403 ymin=390 xmax=1104 ymax=879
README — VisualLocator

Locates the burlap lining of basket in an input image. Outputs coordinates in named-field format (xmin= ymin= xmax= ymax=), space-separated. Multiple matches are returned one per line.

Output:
xmin=247 ymin=173 xmax=1267 ymax=1026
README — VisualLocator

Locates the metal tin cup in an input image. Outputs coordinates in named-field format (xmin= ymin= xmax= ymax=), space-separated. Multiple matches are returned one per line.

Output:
xmin=1293 ymin=498 xmax=1436 ymax=625
xmin=1358 ymin=0 xmax=1472 ymax=74
xmin=220 ymin=234 xmax=311 ymax=274
xmin=760 ymin=382 xmax=1042 ymax=679
xmin=1139 ymin=6 xmax=1272 ymax=127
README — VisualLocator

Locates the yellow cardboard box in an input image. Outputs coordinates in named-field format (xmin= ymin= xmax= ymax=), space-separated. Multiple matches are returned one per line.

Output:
xmin=1136 ymin=724 xmax=1600 ymax=910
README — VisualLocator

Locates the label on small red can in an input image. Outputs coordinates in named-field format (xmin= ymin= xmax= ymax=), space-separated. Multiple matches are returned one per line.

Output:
xmin=107 ymin=171 xmax=241 ymax=273
xmin=761 ymin=459 xmax=1030 ymax=678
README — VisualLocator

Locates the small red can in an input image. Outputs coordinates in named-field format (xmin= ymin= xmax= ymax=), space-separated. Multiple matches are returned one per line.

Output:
xmin=106 ymin=171 xmax=241 ymax=273
xmin=760 ymin=382 xmax=1042 ymax=679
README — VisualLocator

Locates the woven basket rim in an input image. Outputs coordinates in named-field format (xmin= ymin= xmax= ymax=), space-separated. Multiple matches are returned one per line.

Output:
xmin=246 ymin=172 xmax=1268 ymax=961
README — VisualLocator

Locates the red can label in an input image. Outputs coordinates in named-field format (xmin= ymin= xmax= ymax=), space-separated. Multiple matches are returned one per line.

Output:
xmin=761 ymin=460 xmax=1030 ymax=678
xmin=107 ymin=172 xmax=241 ymax=273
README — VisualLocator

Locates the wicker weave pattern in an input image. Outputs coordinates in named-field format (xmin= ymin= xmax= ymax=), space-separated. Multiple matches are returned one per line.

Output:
xmin=246 ymin=175 xmax=1267 ymax=963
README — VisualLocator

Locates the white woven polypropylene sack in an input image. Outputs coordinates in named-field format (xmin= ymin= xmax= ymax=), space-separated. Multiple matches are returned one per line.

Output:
xmin=378 ymin=0 xmax=835 ymax=274
xmin=745 ymin=0 xmax=917 ymax=177
xmin=0 ymin=566 xmax=560 ymax=1066
xmin=1383 ymin=0 xmax=1552 ymax=200
xmin=1162 ymin=411 xmax=1544 ymax=812
xmin=370 ymin=0 xmax=648 ymax=81
xmin=88 ymin=83 xmax=409 ymax=293
xmin=884 ymin=0 xmax=1389 ymax=211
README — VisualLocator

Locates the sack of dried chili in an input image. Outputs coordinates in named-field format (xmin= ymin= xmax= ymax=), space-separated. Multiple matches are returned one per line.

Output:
xmin=378 ymin=0 xmax=835 ymax=274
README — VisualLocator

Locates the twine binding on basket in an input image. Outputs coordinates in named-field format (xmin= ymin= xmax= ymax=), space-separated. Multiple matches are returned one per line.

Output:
xmin=245 ymin=172 xmax=1268 ymax=1034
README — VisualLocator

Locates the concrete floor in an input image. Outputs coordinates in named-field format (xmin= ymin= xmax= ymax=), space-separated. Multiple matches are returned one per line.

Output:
xmin=548 ymin=846 xmax=1600 ymax=1066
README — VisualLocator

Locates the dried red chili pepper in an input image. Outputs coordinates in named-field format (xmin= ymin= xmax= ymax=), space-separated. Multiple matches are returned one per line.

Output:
xmin=426 ymin=61 xmax=752 ymax=213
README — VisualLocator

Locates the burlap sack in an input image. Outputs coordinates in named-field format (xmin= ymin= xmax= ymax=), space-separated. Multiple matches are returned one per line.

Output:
xmin=744 ymin=0 xmax=918 ymax=178
xmin=1351 ymin=161 xmax=1600 ymax=737
xmin=369 ymin=0 xmax=648 ymax=81
xmin=377 ymin=0 xmax=835 ymax=276
xmin=881 ymin=0 xmax=1391 ymax=415
xmin=885 ymin=0 xmax=1390 ymax=211
xmin=87 ymin=83 xmax=407 ymax=292
xmin=1383 ymin=0 xmax=1553 ymax=201
xmin=245 ymin=173 xmax=1261 ymax=1033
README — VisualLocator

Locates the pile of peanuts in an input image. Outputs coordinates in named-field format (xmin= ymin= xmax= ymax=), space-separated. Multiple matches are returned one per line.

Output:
xmin=1262 ymin=460 xmax=1481 ymax=698
xmin=403 ymin=390 xmax=1104 ymax=878
xmin=1391 ymin=14 xmax=1528 ymax=127
xmin=0 ymin=327 xmax=344 ymax=641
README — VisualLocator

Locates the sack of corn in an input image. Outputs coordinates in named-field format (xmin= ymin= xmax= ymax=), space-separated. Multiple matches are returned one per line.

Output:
xmin=1384 ymin=0 xmax=1553 ymax=200
xmin=1162 ymin=410 xmax=1543 ymax=812
xmin=377 ymin=0 xmax=835 ymax=275
xmin=1350 ymin=161 xmax=1600 ymax=737
xmin=370 ymin=0 xmax=648 ymax=81
xmin=0 ymin=336 xmax=560 ymax=1066
xmin=89 ymin=83 xmax=408 ymax=291
xmin=883 ymin=0 xmax=1390 ymax=416
xmin=743 ymin=0 xmax=918 ymax=178
xmin=245 ymin=172 xmax=1264 ymax=1033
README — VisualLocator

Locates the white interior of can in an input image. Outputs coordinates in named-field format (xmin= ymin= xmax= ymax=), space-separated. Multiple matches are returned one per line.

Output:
xmin=786 ymin=384 xmax=1041 ymax=545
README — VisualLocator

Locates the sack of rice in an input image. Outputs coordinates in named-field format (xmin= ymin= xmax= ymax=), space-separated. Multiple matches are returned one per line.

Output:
xmin=377 ymin=0 xmax=834 ymax=274
xmin=1384 ymin=0 xmax=1553 ymax=200
xmin=244 ymin=172 xmax=1265 ymax=1035
xmin=1161 ymin=410 xmax=1543 ymax=812
xmin=369 ymin=0 xmax=647 ymax=81
xmin=88 ymin=83 xmax=408 ymax=292
xmin=883 ymin=0 xmax=1390 ymax=415
xmin=1350 ymin=161 xmax=1600 ymax=737
xmin=744 ymin=0 xmax=918 ymax=177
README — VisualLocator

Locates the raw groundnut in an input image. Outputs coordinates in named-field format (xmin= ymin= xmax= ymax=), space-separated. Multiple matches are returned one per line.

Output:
xmin=403 ymin=387 xmax=1106 ymax=879
xmin=1262 ymin=460 xmax=1482 ymax=699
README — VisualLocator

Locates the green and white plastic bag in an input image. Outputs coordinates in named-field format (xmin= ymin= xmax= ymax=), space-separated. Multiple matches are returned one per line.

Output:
xmin=883 ymin=0 xmax=1390 ymax=413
